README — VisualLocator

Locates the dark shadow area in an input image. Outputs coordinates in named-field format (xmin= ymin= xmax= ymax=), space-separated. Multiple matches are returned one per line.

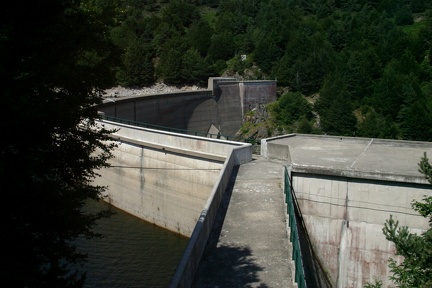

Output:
xmin=290 ymin=174 xmax=333 ymax=288
xmin=192 ymin=163 xmax=269 ymax=288
xmin=199 ymin=165 xmax=239 ymax=251
xmin=295 ymin=202 xmax=332 ymax=288
xmin=192 ymin=245 xmax=268 ymax=288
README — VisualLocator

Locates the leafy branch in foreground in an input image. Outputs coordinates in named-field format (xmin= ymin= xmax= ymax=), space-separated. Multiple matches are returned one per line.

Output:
xmin=379 ymin=153 xmax=432 ymax=287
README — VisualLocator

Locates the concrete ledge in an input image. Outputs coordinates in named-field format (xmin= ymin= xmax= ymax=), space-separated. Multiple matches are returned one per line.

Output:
xmin=291 ymin=164 xmax=428 ymax=184
xmin=261 ymin=133 xmax=432 ymax=184
xmin=98 ymin=119 xmax=252 ymax=164
xmin=110 ymin=134 xmax=227 ymax=163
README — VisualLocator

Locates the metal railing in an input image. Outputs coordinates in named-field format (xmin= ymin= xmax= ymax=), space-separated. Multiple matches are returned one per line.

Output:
xmin=101 ymin=115 xmax=257 ymax=144
xmin=284 ymin=166 xmax=307 ymax=288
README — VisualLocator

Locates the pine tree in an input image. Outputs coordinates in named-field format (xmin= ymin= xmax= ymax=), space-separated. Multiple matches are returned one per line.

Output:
xmin=381 ymin=153 xmax=432 ymax=287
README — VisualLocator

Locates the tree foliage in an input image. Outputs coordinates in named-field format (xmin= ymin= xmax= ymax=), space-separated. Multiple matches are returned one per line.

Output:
xmin=271 ymin=92 xmax=313 ymax=126
xmin=0 ymin=0 xmax=117 ymax=286
xmin=56 ymin=0 xmax=432 ymax=139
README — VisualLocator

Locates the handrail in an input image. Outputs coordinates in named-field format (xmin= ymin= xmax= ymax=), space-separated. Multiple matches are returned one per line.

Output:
xmin=284 ymin=166 xmax=307 ymax=288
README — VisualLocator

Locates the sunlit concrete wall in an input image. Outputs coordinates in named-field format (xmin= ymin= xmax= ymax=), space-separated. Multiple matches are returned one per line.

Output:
xmin=291 ymin=172 xmax=429 ymax=287
xmin=93 ymin=120 xmax=252 ymax=237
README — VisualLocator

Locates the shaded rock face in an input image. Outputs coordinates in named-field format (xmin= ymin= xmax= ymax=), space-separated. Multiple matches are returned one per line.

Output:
xmin=238 ymin=104 xmax=286 ymax=142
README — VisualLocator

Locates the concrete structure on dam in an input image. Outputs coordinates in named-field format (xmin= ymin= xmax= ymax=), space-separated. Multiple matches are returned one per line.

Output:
xmin=261 ymin=134 xmax=432 ymax=287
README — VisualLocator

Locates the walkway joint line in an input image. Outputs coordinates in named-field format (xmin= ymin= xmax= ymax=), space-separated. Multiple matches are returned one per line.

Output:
xmin=350 ymin=138 xmax=374 ymax=169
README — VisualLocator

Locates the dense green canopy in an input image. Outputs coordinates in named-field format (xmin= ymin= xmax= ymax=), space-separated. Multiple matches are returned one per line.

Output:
xmin=107 ymin=0 xmax=432 ymax=141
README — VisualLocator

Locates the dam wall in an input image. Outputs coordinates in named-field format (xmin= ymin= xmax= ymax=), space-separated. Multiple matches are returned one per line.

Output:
xmin=291 ymin=172 xmax=429 ymax=287
xmin=93 ymin=120 xmax=252 ymax=237
xmin=99 ymin=79 xmax=277 ymax=138
xmin=99 ymin=90 xmax=219 ymax=135
xmin=261 ymin=134 xmax=432 ymax=287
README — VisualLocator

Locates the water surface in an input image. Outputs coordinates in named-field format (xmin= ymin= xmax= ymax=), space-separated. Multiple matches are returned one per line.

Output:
xmin=75 ymin=200 xmax=188 ymax=288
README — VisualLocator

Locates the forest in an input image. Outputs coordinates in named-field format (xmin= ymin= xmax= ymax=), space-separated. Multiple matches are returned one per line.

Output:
xmin=97 ymin=0 xmax=432 ymax=141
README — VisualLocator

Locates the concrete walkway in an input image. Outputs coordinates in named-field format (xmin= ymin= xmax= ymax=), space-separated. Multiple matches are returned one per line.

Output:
xmin=192 ymin=156 xmax=295 ymax=287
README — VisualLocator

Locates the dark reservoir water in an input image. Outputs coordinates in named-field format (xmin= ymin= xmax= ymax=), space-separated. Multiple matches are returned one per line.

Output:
xmin=75 ymin=200 xmax=189 ymax=288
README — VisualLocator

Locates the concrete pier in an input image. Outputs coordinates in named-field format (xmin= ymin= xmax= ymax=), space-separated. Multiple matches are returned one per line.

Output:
xmin=192 ymin=156 xmax=295 ymax=287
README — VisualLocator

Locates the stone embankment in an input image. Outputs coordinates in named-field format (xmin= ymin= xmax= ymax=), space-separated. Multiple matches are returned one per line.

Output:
xmin=103 ymin=83 xmax=205 ymax=98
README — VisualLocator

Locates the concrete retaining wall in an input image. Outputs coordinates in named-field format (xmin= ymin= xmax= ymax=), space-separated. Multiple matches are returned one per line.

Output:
xmin=212 ymin=82 xmax=243 ymax=136
xmin=292 ymin=172 xmax=429 ymax=287
xmin=239 ymin=81 xmax=277 ymax=116
xmin=93 ymin=120 xmax=252 ymax=237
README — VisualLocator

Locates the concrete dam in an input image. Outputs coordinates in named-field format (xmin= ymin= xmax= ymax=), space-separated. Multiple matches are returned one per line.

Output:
xmin=94 ymin=78 xmax=432 ymax=287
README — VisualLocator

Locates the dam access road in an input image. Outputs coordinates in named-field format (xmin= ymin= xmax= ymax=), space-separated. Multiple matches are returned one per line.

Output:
xmin=192 ymin=156 xmax=295 ymax=288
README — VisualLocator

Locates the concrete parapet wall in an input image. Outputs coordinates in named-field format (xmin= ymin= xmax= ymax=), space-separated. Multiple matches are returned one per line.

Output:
xmin=169 ymin=148 xmax=240 ymax=288
xmin=260 ymin=134 xmax=296 ymax=158
xmin=100 ymin=120 xmax=251 ymax=164
xmin=94 ymin=120 xmax=252 ymax=237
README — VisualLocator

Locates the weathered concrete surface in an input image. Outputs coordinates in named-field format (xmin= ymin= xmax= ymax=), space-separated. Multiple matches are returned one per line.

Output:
xmin=262 ymin=134 xmax=432 ymax=183
xmin=262 ymin=134 xmax=432 ymax=287
xmin=192 ymin=156 xmax=295 ymax=287
xmin=292 ymin=173 xmax=430 ymax=287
